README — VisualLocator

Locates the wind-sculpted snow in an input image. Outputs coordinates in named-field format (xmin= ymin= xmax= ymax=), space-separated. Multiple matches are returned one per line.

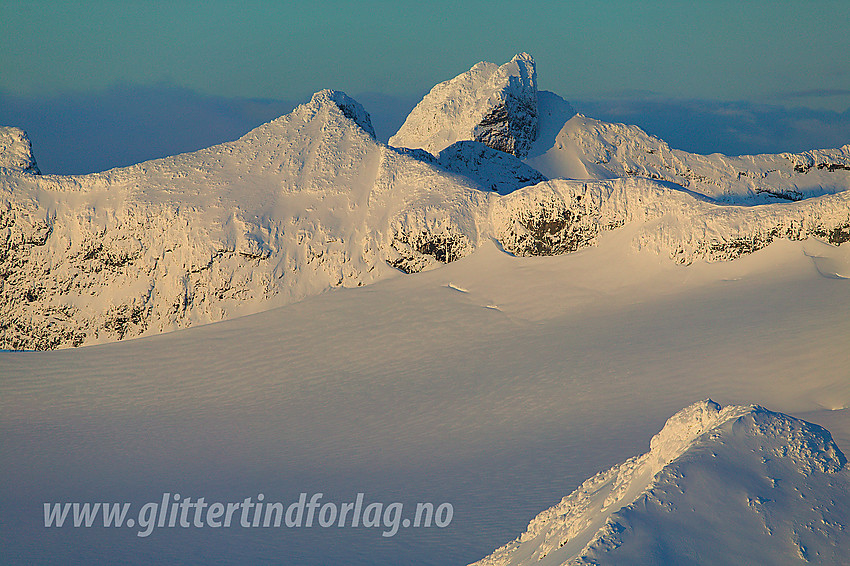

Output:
xmin=493 ymin=177 xmax=850 ymax=264
xmin=390 ymin=53 xmax=538 ymax=158
xmin=0 ymin=126 xmax=40 ymax=174
xmin=526 ymin=114 xmax=850 ymax=204
xmin=0 ymin=90 xmax=491 ymax=349
xmin=471 ymin=400 xmax=850 ymax=566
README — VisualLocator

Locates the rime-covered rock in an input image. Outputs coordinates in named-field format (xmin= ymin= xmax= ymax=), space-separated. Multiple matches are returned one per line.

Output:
xmin=0 ymin=126 xmax=40 ymax=174
xmin=492 ymin=176 xmax=850 ymax=263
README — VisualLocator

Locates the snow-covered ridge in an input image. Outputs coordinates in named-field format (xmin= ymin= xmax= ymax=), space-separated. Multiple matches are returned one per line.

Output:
xmin=390 ymin=53 xmax=538 ymax=157
xmin=471 ymin=400 xmax=849 ymax=565
xmin=391 ymin=54 xmax=850 ymax=205
xmin=4 ymin=54 xmax=850 ymax=349
xmin=0 ymin=90 xmax=491 ymax=349
xmin=493 ymin=177 xmax=850 ymax=264
xmin=526 ymin=114 xmax=850 ymax=204
xmin=0 ymin=126 xmax=40 ymax=174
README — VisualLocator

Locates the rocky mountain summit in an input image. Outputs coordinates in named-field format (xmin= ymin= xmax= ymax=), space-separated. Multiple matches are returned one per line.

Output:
xmin=0 ymin=126 xmax=40 ymax=174
xmin=390 ymin=53 xmax=539 ymax=158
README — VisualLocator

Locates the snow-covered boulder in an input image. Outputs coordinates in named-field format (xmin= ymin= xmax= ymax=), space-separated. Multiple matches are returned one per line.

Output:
xmin=390 ymin=53 xmax=539 ymax=158
xmin=0 ymin=126 xmax=40 ymax=174
xmin=471 ymin=400 xmax=850 ymax=566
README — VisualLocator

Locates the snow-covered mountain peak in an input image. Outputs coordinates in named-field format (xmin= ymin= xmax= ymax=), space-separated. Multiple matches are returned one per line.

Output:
xmin=645 ymin=399 xmax=751 ymax=469
xmin=471 ymin=401 xmax=849 ymax=565
xmin=0 ymin=126 xmax=40 ymax=174
xmin=389 ymin=53 xmax=538 ymax=157
xmin=525 ymin=111 xmax=850 ymax=203
xmin=306 ymin=89 xmax=377 ymax=139
xmin=0 ymin=91 xmax=492 ymax=349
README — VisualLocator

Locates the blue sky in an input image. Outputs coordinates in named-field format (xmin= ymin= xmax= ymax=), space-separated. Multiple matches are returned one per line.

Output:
xmin=2 ymin=1 xmax=849 ymax=173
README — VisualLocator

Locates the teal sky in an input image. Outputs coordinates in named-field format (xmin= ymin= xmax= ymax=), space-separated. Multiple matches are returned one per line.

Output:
xmin=2 ymin=0 xmax=850 ymax=111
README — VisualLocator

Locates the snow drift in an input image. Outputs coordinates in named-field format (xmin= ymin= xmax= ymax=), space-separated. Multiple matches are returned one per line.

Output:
xmin=471 ymin=400 xmax=850 ymax=566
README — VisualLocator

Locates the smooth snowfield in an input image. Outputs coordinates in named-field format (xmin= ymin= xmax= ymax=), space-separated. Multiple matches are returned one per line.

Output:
xmin=3 ymin=229 xmax=849 ymax=565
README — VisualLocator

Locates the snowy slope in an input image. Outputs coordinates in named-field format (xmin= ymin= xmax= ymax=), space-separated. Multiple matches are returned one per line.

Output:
xmin=0 ymin=126 xmax=40 ymax=174
xmin=471 ymin=400 xmax=850 ymax=566
xmin=390 ymin=53 xmax=538 ymax=157
xmin=0 ymin=90 xmax=491 ymax=349
xmin=3 ymin=231 xmax=850 ymax=566
xmin=525 ymin=114 xmax=850 ymax=203
xmin=389 ymin=54 xmax=850 ymax=204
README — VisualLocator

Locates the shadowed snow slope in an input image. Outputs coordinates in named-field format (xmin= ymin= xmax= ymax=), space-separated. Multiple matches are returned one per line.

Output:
xmin=0 ymin=90 xmax=490 ymax=349
xmin=471 ymin=400 xmax=850 ymax=566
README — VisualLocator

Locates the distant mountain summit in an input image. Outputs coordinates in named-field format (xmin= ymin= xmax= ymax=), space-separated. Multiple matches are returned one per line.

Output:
xmin=0 ymin=90 xmax=491 ymax=349
xmin=0 ymin=126 xmax=40 ymax=174
xmin=390 ymin=53 xmax=539 ymax=158
xmin=390 ymin=54 xmax=850 ymax=204
xmin=471 ymin=400 xmax=850 ymax=566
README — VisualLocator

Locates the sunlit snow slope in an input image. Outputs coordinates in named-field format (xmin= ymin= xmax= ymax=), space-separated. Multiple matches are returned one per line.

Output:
xmin=0 ymin=91 xmax=491 ymax=348
xmin=3 ymin=232 xmax=849 ymax=566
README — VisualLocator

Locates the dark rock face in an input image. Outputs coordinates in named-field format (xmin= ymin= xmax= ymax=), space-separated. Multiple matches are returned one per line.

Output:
xmin=387 ymin=229 xmax=470 ymax=274
xmin=473 ymin=86 xmax=539 ymax=158
xmin=493 ymin=184 xmax=608 ymax=257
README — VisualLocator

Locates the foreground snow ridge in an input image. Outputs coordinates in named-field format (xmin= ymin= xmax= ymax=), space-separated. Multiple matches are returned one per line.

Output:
xmin=471 ymin=400 xmax=849 ymax=566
